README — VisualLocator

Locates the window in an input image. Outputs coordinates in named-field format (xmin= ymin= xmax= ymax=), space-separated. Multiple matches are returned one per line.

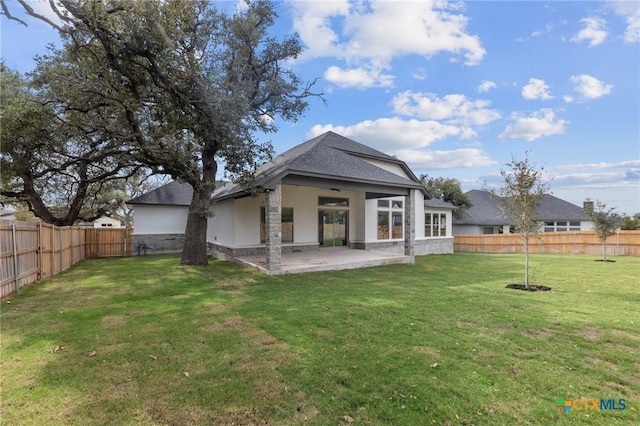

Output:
xmin=319 ymin=197 xmax=349 ymax=207
xmin=482 ymin=226 xmax=495 ymax=235
xmin=424 ymin=213 xmax=433 ymax=237
xmin=377 ymin=212 xmax=389 ymax=239
xmin=377 ymin=198 xmax=403 ymax=240
xmin=425 ymin=212 xmax=448 ymax=237
xmin=543 ymin=221 xmax=582 ymax=232
xmin=392 ymin=212 xmax=403 ymax=239
xmin=260 ymin=207 xmax=294 ymax=243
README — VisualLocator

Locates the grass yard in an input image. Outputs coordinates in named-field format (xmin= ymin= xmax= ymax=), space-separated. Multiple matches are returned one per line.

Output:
xmin=1 ymin=253 xmax=638 ymax=425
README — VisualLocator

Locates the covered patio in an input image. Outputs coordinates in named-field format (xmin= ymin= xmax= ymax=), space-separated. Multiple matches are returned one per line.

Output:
xmin=229 ymin=246 xmax=414 ymax=275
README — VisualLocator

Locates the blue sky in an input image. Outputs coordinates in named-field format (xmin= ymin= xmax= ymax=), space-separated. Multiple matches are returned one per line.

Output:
xmin=2 ymin=1 xmax=639 ymax=214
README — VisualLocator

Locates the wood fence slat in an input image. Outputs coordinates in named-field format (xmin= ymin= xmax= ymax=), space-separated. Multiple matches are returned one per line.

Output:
xmin=0 ymin=221 xmax=132 ymax=299
xmin=454 ymin=230 xmax=640 ymax=256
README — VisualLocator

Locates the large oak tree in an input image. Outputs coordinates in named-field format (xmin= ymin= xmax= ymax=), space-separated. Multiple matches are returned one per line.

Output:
xmin=1 ymin=63 xmax=144 ymax=225
xmin=1 ymin=0 xmax=320 ymax=265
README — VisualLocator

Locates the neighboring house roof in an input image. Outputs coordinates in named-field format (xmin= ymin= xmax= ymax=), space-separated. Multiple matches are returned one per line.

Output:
xmin=127 ymin=181 xmax=193 ymax=206
xmin=0 ymin=208 xmax=16 ymax=219
xmin=213 ymin=131 xmax=426 ymax=201
xmin=424 ymin=198 xmax=457 ymax=209
xmin=453 ymin=189 xmax=590 ymax=226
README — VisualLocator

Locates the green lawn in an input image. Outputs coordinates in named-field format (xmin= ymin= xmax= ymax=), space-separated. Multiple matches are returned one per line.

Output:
xmin=1 ymin=253 xmax=638 ymax=425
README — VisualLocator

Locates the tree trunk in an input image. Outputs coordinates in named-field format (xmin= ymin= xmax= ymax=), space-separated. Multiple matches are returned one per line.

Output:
xmin=180 ymin=146 xmax=217 ymax=266
xmin=523 ymin=233 xmax=530 ymax=289
xmin=602 ymin=239 xmax=607 ymax=261
xmin=180 ymin=185 xmax=212 ymax=266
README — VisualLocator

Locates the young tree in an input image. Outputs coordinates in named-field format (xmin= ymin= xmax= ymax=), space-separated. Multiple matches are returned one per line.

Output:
xmin=419 ymin=174 xmax=472 ymax=219
xmin=1 ymin=0 xmax=321 ymax=265
xmin=489 ymin=153 xmax=549 ymax=289
xmin=587 ymin=201 xmax=622 ymax=261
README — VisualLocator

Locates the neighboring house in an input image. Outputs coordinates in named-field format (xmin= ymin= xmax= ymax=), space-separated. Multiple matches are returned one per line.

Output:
xmin=128 ymin=131 xmax=456 ymax=269
xmin=452 ymin=189 xmax=593 ymax=235
xmin=126 ymin=180 xmax=193 ymax=254
xmin=93 ymin=216 xmax=124 ymax=228
xmin=0 ymin=208 xmax=17 ymax=221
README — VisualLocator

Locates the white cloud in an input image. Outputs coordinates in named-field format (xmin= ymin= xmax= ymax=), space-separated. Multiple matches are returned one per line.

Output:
xmin=395 ymin=148 xmax=497 ymax=170
xmin=289 ymin=0 xmax=486 ymax=78
xmin=521 ymin=78 xmax=553 ymax=100
xmin=531 ymin=23 xmax=554 ymax=38
xmin=30 ymin=1 xmax=67 ymax=27
xmin=287 ymin=1 xmax=351 ymax=59
xmin=412 ymin=68 xmax=428 ymax=81
xmin=572 ymin=17 xmax=608 ymax=46
xmin=307 ymin=119 xmax=495 ymax=169
xmin=555 ymin=159 xmax=640 ymax=170
xmin=391 ymin=91 xmax=501 ymax=126
xmin=499 ymin=109 xmax=568 ymax=141
xmin=478 ymin=80 xmax=497 ymax=93
xmin=324 ymin=65 xmax=394 ymax=89
xmin=608 ymin=0 xmax=640 ymax=43
xmin=570 ymin=74 xmax=613 ymax=99
xmin=308 ymin=117 xmax=474 ymax=152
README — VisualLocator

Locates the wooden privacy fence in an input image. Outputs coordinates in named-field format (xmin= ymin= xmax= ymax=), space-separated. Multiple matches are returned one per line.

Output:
xmin=0 ymin=220 xmax=132 ymax=299
xmin=454 ymin=230 xmax=640 ymax=256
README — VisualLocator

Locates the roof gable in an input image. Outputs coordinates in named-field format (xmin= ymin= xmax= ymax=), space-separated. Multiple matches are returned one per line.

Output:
xmin=127 ymin=181 xmax=193 ymax=206
xmin=213 ymin=131 xmax=424 ymax=201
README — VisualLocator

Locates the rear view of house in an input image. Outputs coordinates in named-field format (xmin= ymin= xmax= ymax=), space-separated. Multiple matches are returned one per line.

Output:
xmin=128 ymin=132 xmax=456 ymax=273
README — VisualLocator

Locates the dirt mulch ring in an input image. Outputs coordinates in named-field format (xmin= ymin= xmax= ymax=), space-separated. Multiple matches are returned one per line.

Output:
xmin=505 ymin=284 xmax=552 ymax=292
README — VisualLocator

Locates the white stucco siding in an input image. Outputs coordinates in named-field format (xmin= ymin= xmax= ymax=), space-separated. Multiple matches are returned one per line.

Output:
xmin=353 ymin=193 xmax=366 ymax=243
xmin=132 ymin=205 xmax=189 ymax=234
xmin=282 ymin=186 xmax=317 ymax=243
xmin=359 ymin=158 xmax=410 ymax=179
xmin=365 ymin=198 xmax=379 ymax=242
xmin=453 ymin=225 xmax=484 ymax=235
xmin=415 ymin=191 xmax=426 ymax=239
xmin=233 ymin=196 xmax=261 ymax=246
xmin=282 ymin=185 xmax=361 ymax=244
xmin=208 ymin=200 xmax=236 ymax=245
xmin=580 ymin=221 xmax=594 ymax=231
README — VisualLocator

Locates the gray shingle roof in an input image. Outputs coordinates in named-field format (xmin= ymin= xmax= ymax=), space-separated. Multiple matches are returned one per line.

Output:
xmin=424 ymin=198 xmax=457 ymax=209
xmin=213 ymin=131 xmax=425 ymax=201
xmin=453 ymin=190 xmax=590 ymax=225
xmin=126 ymin=181 xmax=193 ymax=206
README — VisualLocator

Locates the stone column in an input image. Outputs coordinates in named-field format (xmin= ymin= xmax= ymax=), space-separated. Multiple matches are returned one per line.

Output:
xmin=404 ymin=189 xmax=416 ymax=256
xmin=265 ymin=183 xmax=282 ymax=272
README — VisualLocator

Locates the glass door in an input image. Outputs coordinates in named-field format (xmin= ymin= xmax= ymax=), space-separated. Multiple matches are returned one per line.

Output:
xmin=318 ymin=210 xmax=348 ymax=247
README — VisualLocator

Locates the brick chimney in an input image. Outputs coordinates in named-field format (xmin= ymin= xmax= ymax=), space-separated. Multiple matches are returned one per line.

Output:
xmin=583 ymin=199 xmax=594 ymax=214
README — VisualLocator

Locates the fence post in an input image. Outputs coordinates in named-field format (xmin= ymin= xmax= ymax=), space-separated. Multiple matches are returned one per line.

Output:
xmin=59 ymin=226 xmax=63 ymax=272
xmin=11 ymin=222 xmax=20 ymax=294
xmin=38 ymin=222 xmax=43 ymax=280
xmin=51 ymin=225 xmax=55 ymax=276
xmin=95 ymin=228 xmax=99 ymax=257
xmin=70 ymin=227 xmax=74 ymax=265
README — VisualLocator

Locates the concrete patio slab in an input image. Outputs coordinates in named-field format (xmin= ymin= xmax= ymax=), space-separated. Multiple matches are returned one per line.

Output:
xmin=230 ymin=247 xmax=414 ymax=275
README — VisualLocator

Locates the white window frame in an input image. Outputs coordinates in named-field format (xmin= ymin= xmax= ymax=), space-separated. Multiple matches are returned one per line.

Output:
xmin=377 ymin=198 xmax=404 ymax=240
xmin=425 ymin=211 xmax=449 ymax=238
